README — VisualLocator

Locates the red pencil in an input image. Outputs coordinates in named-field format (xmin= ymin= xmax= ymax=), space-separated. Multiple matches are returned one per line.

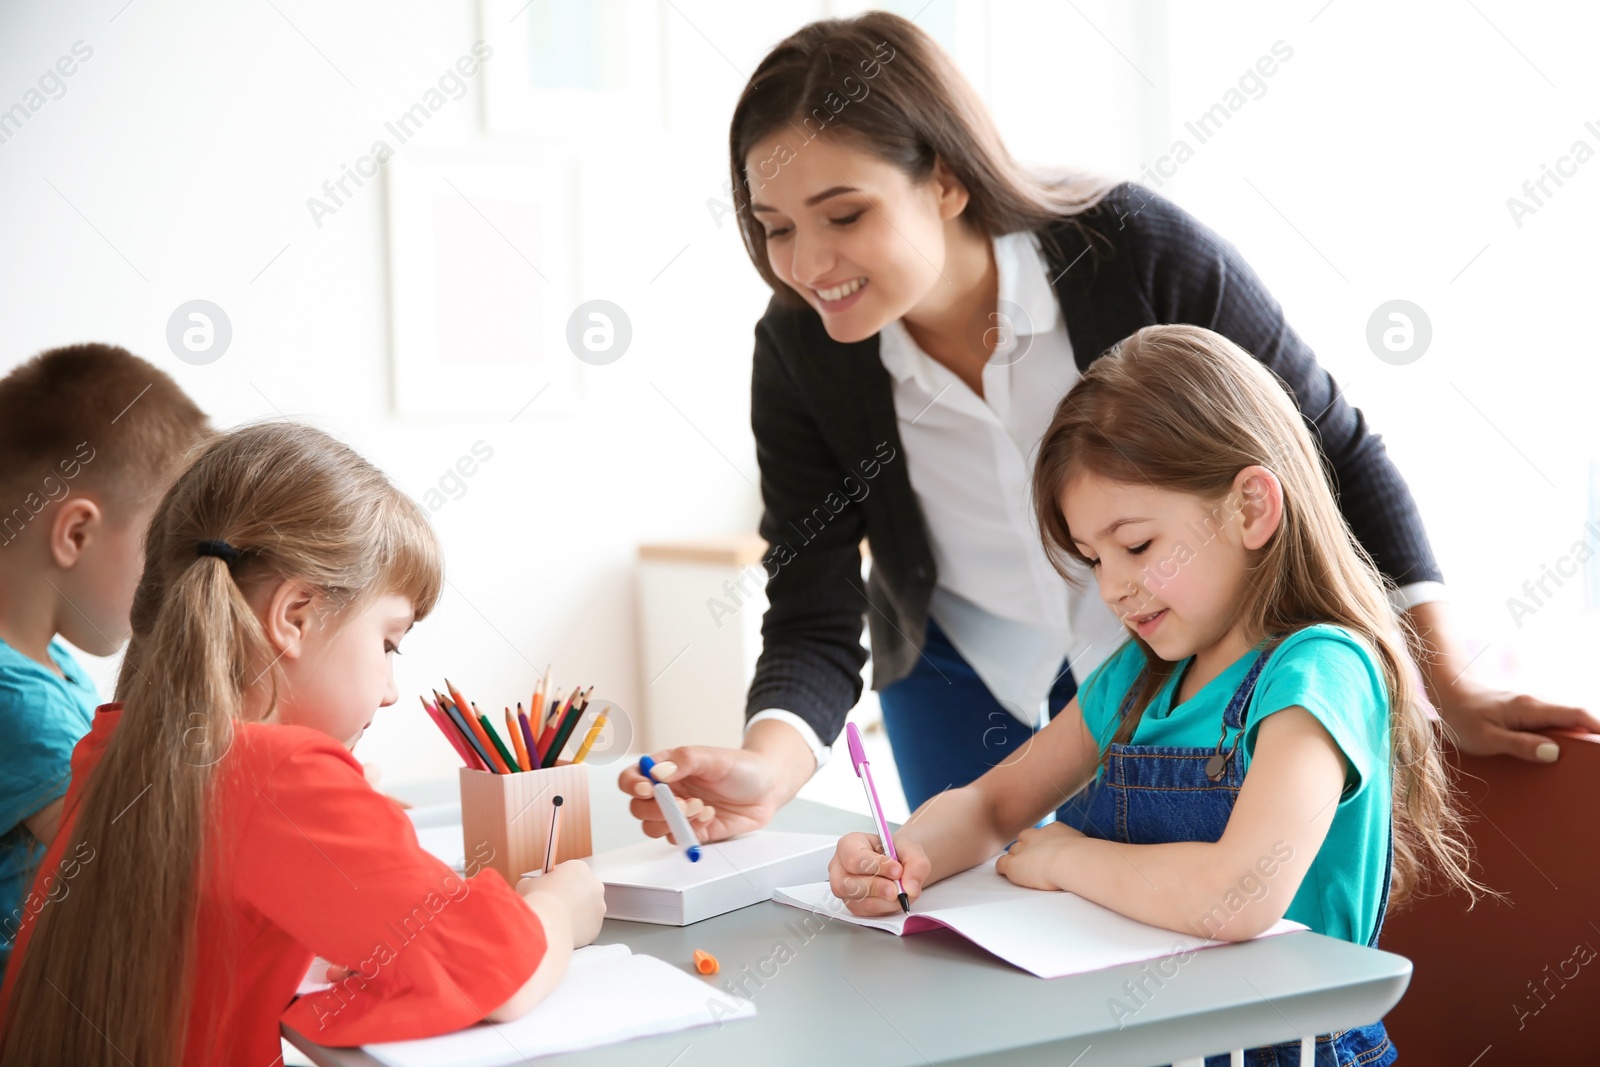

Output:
xmin=420 ymin=696 xmax=482 ymax=770
xmin=443 ymin=685 xmax=511 ymax=774
xmin=535 ymin=687 xmax=582 ymax=766
xmin=431 ymin=692 xmax=493 ymax=772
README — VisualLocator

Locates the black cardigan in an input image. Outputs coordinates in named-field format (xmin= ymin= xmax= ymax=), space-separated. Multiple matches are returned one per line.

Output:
xmin=746 ymin=182 xmax=1440 ymax=745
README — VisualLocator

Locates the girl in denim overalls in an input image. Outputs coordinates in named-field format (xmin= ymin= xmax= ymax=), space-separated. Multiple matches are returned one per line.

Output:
xmin=830 ymin=324 xmax=1483 ymax=1066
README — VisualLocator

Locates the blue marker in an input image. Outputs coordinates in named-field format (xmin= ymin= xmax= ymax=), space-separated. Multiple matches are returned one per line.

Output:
xmin=639 ymin=755 xmax=702 ymax=861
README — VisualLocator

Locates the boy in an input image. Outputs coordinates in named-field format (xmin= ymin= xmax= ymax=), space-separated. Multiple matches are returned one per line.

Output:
xmin=0 ymin=344 xmax=209 ymax=968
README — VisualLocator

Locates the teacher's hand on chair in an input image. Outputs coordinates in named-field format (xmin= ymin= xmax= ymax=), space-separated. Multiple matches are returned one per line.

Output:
xmin=1435 ymin=679 xmax=1600 ymax=762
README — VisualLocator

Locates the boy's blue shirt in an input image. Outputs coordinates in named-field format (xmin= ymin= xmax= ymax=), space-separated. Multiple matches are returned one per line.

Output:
xmin=0 ymin=636 xmax=98 ymax=966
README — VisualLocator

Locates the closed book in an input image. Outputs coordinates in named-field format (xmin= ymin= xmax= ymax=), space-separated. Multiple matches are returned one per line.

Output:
xmin=577 ymin=830 xmax=836 ymax=925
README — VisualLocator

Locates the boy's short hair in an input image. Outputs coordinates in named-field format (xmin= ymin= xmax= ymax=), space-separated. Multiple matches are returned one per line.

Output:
xmin=0 ymin=343 xmax=211 ymax=517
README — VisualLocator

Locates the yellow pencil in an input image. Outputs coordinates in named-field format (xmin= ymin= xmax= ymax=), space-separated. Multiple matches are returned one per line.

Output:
xmin=572 ymin=708 xmax=609 ymax=764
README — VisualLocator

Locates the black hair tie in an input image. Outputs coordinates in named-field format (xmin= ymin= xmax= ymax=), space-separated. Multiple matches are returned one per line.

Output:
xmin=196 ymin=539 xmax=243 ymax=565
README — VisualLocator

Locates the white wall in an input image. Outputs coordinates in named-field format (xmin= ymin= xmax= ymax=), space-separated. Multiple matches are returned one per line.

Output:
xmin=1153 ymin=1 xmax=1600 ymax=704
xmin=0 ymin=0 xmax=790 ymax=784
xmin=3 ymin=0 xmax=1594 ymax=789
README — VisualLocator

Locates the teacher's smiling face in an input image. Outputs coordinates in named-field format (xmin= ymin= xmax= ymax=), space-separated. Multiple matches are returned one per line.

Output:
xmin=745 ymin=134 xmax=973 ymax=344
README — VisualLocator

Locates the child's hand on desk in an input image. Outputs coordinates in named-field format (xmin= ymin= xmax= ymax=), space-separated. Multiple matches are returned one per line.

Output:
xmin=829 ymin=832 xmax=931 ymax=916
xmin=995 ymin=822 xmax=1083 ymax=892
xmin=519 ymin=861 xmax=606 ymax=947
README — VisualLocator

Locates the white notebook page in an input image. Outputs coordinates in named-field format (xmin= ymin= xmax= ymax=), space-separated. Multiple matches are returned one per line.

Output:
xmin=364 ymin=944 xmax=755 ymax=1067
xmin=773 ymin=858 xmax=1306 ymax=979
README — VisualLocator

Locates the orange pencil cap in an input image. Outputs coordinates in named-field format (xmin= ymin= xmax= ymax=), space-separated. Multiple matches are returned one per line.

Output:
xmin=692 ymin=949 xmax=718 ymax=975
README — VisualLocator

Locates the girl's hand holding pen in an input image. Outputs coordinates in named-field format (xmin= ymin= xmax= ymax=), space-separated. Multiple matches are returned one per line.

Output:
xmin=830 ymin=832 xmax=931 ymax=916
xmin=994 ymin=822 xmax=1083 ymax=892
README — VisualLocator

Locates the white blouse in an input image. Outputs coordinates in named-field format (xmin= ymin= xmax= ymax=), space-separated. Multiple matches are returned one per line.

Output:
xmin=876 ymin=230 xmax=1123 ymax=730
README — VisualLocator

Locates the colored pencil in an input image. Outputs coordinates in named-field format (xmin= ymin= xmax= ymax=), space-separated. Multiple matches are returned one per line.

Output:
xmin=476 ymin=710 xmax=519 ymax=774
xmin=533 ymin=718 xmax=555 ymax=767
xmin=451 ymin=693 xmax=510 ymax=774
xmin=434 ymin=692 xmax=495 ymax=772
xmin=538 ymin=665 xmax=553 ymax=721
xmin=421 ymin=697 xmax=478 ymax=768
xmin=535 ymin=687 xmax=580 ymax=765
xmin=572 ymin=708 xmax=609 ymax=764
xmin=443 ymin=678 xmax=472 ymax=721
xmin=444 ymin=680 xmax=510 ymax=775
xmin=427 ymin=672 xmax=601 ymax=772
xmin=517 ymin=706 xmax=538 ymax=767
xmin=419 ymin=696 xmax=461 ymax=758
xmin=531 ymin=667 xmax=548 ymax=734
xmin=544 ymin=689 xmax=591 ymax=767
xmin=554 ymin=686 xmax=580 ymax=727
xmin=507 ymin=707 xmax=531 ymax=771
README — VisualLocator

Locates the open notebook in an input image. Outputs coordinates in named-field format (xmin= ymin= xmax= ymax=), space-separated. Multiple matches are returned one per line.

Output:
xmin=773 ymin=858 xmax=1307 ymax=979
xmin=580 ymin=831 xmax=836 ymax=925
xmin=362 ymin=944 xmax=755 ymax=1067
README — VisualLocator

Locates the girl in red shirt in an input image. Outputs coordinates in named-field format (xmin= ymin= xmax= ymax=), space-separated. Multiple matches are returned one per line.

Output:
xmin=0 ymin=422 xmax=605 ymax=1066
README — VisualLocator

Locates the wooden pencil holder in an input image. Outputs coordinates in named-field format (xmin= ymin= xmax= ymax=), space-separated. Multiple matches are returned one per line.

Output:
xmin=459 ymin=763 xmax=593 ymax=886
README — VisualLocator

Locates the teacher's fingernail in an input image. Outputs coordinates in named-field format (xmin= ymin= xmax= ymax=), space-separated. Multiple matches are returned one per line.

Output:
xmin=1536 ymin=741 xmax=1560 ymax=762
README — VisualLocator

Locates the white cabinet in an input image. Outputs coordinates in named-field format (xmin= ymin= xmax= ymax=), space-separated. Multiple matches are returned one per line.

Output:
xmin=635 ymin=533 xmax=770 ymax=752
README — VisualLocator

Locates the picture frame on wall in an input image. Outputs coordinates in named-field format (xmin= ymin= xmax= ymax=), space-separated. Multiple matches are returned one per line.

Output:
xmin=478 ymin=0 xmax=666 ymax=136
xmin=386 ymin=143 xmax=581 ymax=417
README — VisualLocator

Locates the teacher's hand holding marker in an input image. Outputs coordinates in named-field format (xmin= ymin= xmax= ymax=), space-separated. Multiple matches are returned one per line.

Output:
xmin=618 ymin=744 xmax=785 ymax=845
xmin=638 ymin=757 xmax=703 ymax=861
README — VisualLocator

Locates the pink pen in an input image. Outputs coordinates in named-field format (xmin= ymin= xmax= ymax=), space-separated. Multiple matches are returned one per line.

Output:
xmin=846 ymin=721 xmax=909 ymax=914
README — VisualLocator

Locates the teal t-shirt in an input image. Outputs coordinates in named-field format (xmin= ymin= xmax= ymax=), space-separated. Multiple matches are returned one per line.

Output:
xmin=0 ymin=636 xmax=98 ymax=967
xmin=1076 ymin=624 xmax=1391 ymax=946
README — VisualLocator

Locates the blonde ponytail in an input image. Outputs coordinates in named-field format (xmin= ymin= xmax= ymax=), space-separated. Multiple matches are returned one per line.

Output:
xmin=2 ymin=422 xmax=442 ymax=1065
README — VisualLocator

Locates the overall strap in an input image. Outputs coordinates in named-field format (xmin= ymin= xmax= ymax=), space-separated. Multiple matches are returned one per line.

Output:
xmin=1203 ymin=635 xmax=1286 ymax=782
xmin=1221 ymin=636 xmax=1283 ymax=731
xmin=1112 ymin=635 xmax=1286 ymax=735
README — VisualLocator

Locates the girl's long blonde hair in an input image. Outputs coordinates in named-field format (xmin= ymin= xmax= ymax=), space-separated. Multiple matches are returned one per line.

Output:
xmin=1032 ymin=324 xmax=1479 ymax=908
xmin=1 ymin=421 xmax=443 ymax=1066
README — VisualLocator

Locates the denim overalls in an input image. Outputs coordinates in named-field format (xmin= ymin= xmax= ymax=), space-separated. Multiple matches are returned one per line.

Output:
xmin=1069 ymin=642 xmax=1397 ymax=1067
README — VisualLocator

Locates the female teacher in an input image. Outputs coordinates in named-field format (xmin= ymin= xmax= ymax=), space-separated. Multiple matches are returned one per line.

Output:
xmin=620 ymin=11 xmax=1598 ymax=841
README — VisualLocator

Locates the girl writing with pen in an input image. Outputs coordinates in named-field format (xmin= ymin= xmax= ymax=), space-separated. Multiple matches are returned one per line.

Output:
xmin=0 ymin=423 xmax=605 ymax=1066
xmin=831 ymin=326 xmax=1484 ymax=1066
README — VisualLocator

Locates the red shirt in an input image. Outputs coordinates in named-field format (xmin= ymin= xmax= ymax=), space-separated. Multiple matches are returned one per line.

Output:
xmin=1 ymin=704 xmax=545 ymax=1065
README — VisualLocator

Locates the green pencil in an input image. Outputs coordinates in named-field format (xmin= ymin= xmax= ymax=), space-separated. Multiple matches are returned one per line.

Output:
xmin=476 ymin=709 xmax=520 ymax=773
xmin=544 ymin=689 xmax=591 ymax=767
